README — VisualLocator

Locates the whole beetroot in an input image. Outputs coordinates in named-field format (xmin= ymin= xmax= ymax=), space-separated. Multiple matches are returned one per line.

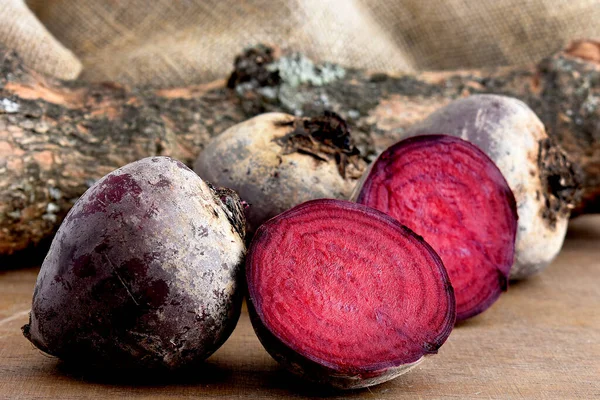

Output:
xmin=194 ymin=112 xmax=366 ymax=234
xmin=402 ymin=95 xmax=581 ymax=280
xmin=23 ymin=156 xmax=246 ymax=369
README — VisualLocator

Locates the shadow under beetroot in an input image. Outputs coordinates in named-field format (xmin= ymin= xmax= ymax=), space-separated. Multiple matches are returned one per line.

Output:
xmin=262 ymin=365 xmax=415 ymax=398
xmin=453 ymin=314 xmax=487 ymax=329
xmin=50 ymin=354 xmax=407 ymax=397
xmin=0 ymin=237 xmax=52 ymax=270
xmin=565 ymin=216 xmax=600 ymax=240
xmin=54 ymin=359 xmax=233 ymax=387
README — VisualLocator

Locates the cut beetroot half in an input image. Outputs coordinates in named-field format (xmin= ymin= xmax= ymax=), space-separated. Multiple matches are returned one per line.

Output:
xmin=246 ymin=199 xmax=455 ymax=389
xmin=355 ymin=135 xmax=518 ymax=321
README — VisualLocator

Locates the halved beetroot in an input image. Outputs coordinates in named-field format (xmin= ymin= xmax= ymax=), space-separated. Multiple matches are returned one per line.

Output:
xmin=355 ymin=135 xmax=518 ymax=321
xmin=246 ymin=199 xmax=455 ymax=389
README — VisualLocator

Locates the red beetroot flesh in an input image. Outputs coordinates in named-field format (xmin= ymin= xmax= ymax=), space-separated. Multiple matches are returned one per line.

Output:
xmin=247 ymin=199 xmax=455 ymax=386
xmin=356 ymin=135 xmax=517 ymax=321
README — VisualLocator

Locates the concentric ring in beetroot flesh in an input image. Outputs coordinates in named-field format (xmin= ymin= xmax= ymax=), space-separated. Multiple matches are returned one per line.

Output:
xmin=356 ymin=135 xmax=518 ymax=321
xmin=246 ymin=199 xmax=455 ymax=387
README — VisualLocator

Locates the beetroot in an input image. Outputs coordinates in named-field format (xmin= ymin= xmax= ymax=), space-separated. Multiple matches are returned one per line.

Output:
xmin=402 ymin=95 xmax=580 ymax=280
xmin=354 ymin=135 xmax=517 ymax=321
xmin=23 ymin=156 xmax=246 ymax=369
xmin=194 ymin=112 xmax=365 ymax=234
xmin=246 ymin=199 xmax=455 ymax=389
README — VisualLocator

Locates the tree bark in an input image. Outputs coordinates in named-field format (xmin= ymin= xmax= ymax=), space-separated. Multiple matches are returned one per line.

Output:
xmin=1 ymin=40 xmax=600 ymax=256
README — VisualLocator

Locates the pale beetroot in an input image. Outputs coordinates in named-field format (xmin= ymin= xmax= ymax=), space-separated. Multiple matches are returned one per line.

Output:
xmin=194 ymin=112 xmax=366 ymax=234
xmin=355 ymin=135 xmax=517 ymax=321
xmin=246 ymin=199 xmax=455 ymax=389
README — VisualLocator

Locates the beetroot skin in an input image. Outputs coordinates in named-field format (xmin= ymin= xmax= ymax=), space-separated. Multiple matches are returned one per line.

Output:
xmin=246 ymin=199 xmax=455 ymax=389
xmin=355 ymin=135 xmax=518 ymax=321
xmin=23 ymin=156 xmax=246 ymax=369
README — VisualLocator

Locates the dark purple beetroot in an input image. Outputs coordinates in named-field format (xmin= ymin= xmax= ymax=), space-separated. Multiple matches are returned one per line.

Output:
xmin=355 ymin=135 xmax=518 ymax=321
xmin=246 ymin=199 xmax=455 ymax=389
xmin=22 ymin=156 xmax=246 ymax=369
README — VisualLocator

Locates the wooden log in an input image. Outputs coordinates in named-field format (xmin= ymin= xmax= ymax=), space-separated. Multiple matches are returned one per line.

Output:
xmin=1 ymin=40 xmax=599 ymax=256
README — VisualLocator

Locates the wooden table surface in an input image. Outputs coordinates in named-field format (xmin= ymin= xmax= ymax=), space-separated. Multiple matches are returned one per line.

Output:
xmin=1 ymin=216 xmax=599 ymax=400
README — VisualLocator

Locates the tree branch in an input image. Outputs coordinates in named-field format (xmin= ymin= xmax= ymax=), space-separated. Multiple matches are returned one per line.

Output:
xmin=1 ymin=40 xmax=599 ymax=255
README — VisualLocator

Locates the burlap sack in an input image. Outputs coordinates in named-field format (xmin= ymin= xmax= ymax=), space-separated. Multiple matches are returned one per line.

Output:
xmin=4 ymin=0 xmax=600 ymax=86
xmin=0 ymin=0 xmax=81 ymax=79
xmin=25 ymin=0 xmax=412 ymax=86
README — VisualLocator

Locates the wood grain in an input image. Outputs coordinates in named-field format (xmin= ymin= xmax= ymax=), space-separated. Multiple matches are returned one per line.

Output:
xmin=1 ymin=216 xmax=599 ymax=399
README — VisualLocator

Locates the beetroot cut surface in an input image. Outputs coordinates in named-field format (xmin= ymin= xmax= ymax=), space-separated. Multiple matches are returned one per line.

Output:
xmin=246 ymin=199 xmax=455 ymax=389
xmin=356 ymin=135 xmax=518 ymax=321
